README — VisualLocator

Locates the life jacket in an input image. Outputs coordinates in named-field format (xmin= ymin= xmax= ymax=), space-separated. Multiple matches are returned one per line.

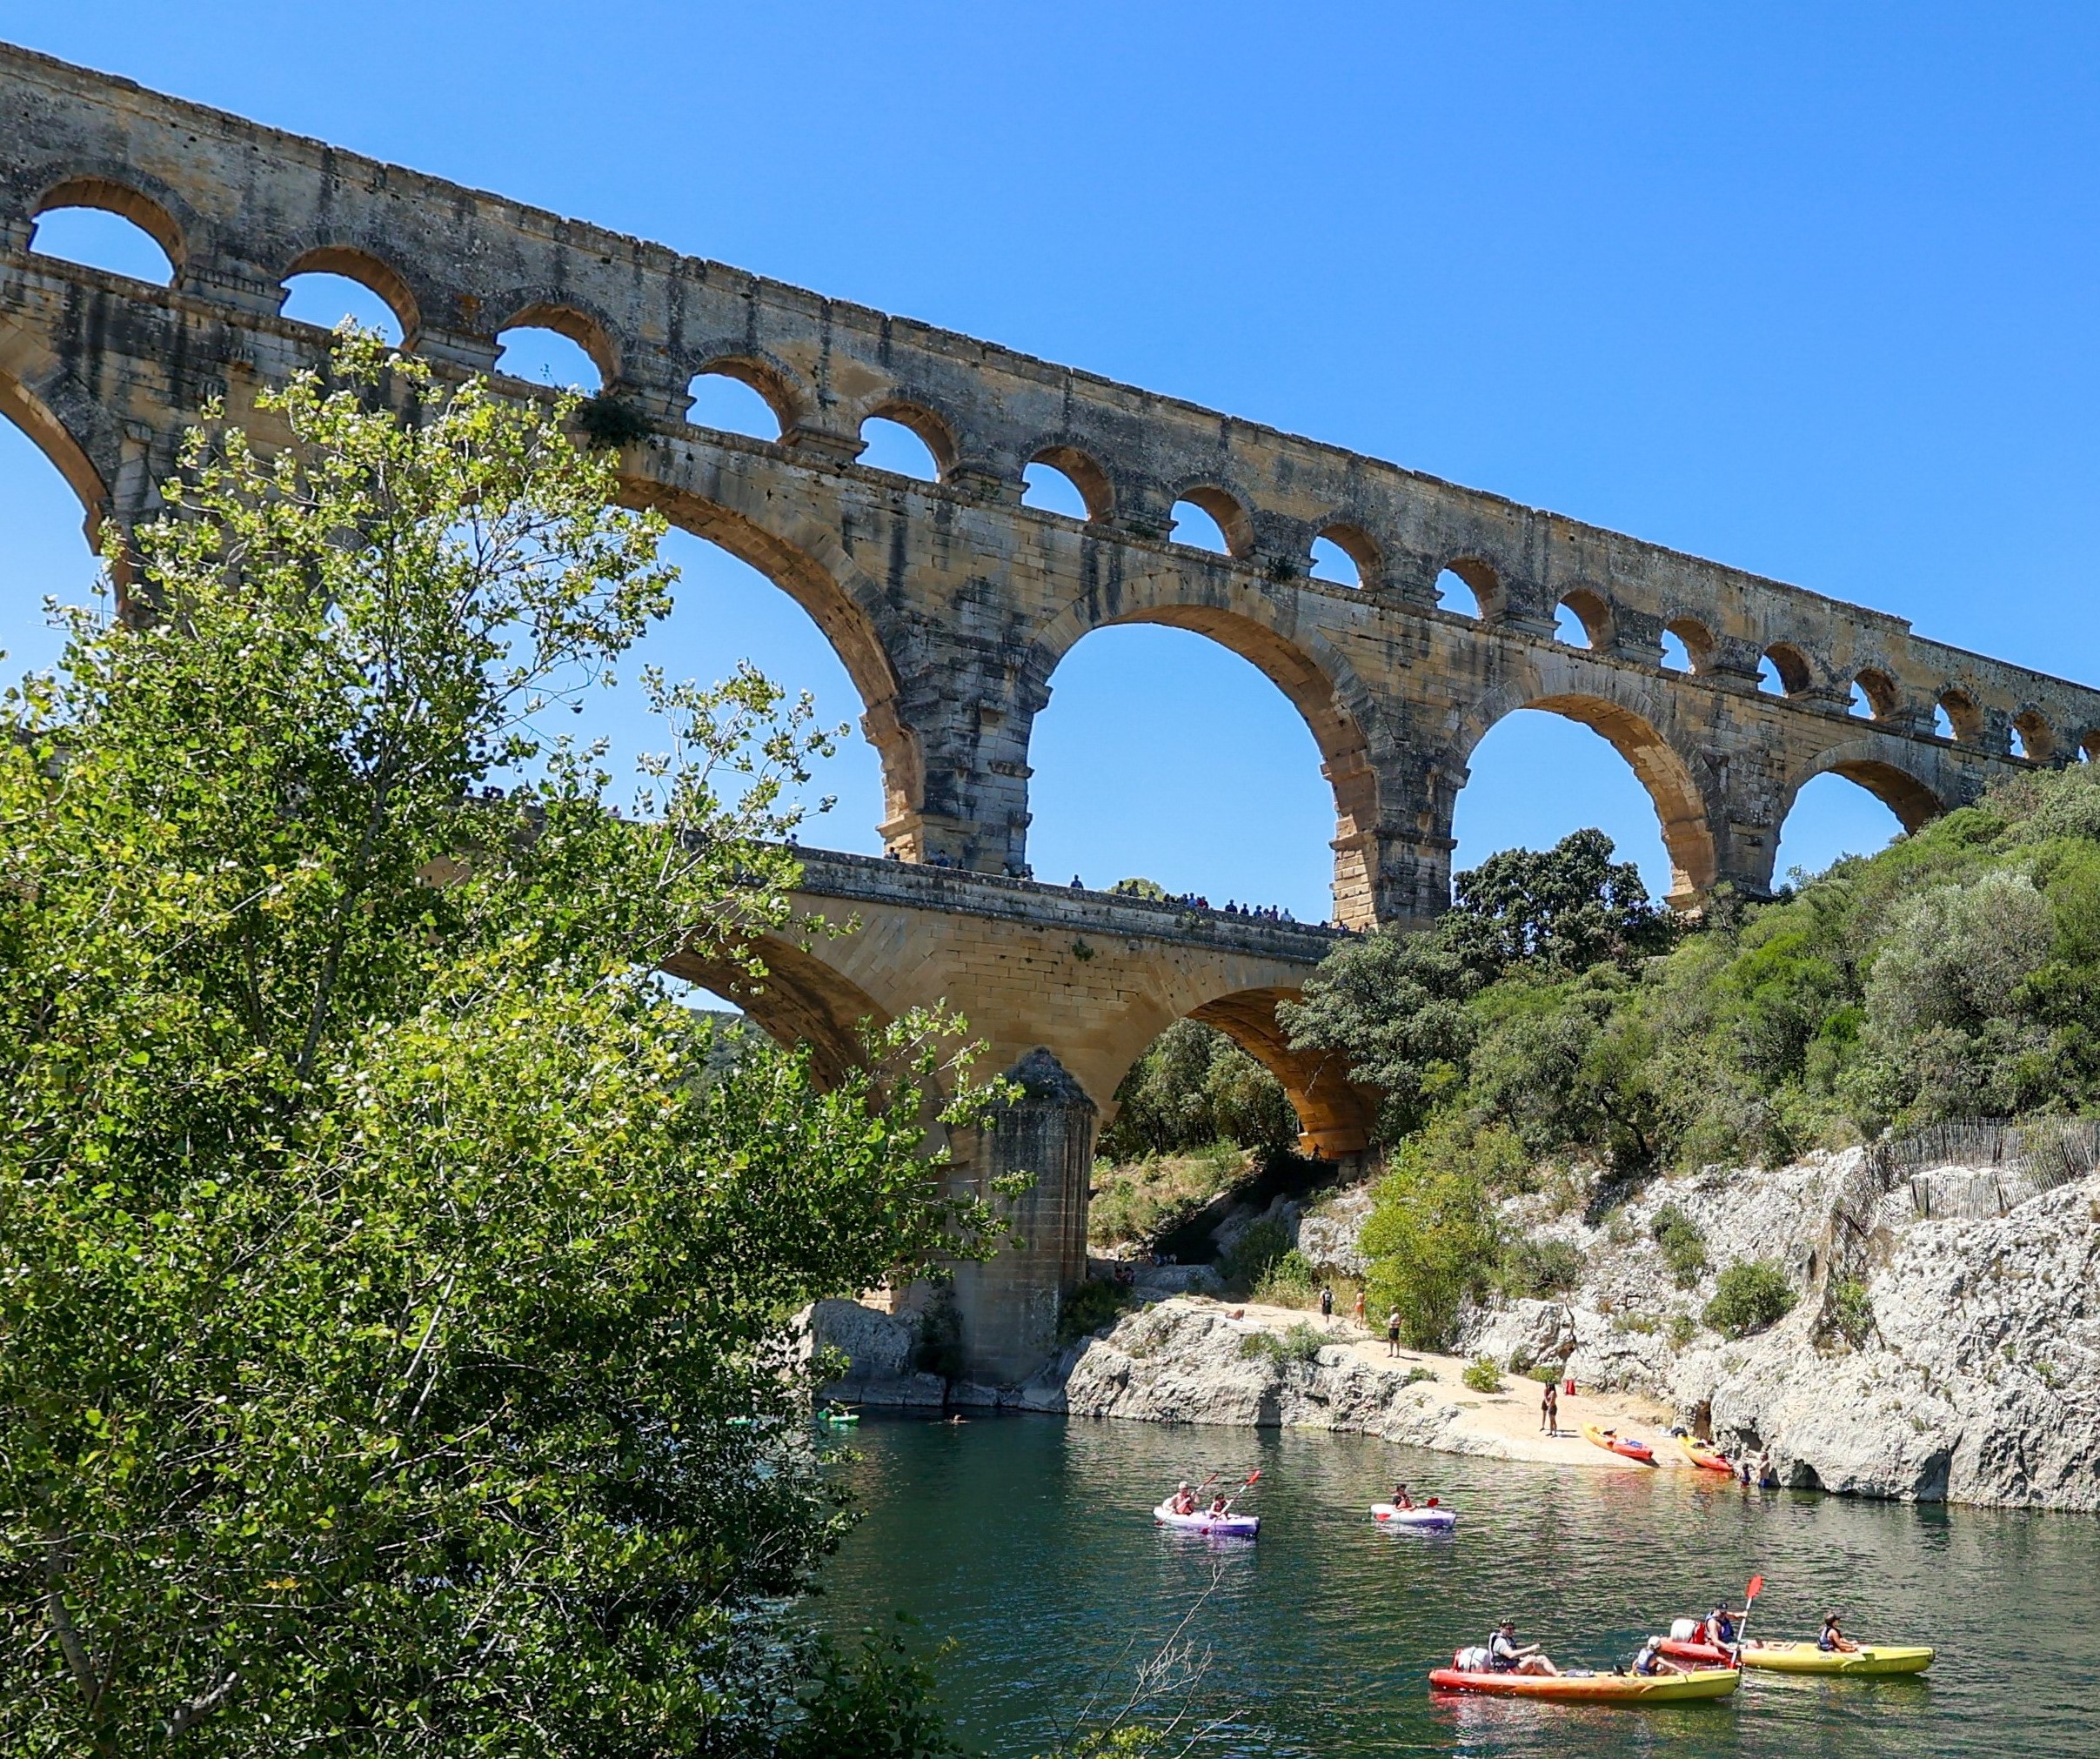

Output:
xmin=1632 ymin=1641 xmax=1661 ymax=1675
xmin=1818 ymin=1625 xmax=1841 ymax=1651
xmin=1707 ymin=1613 xmax=1736 ymax=1645
xmin=1488 ymin=1631 xmax=1517 ymax=1671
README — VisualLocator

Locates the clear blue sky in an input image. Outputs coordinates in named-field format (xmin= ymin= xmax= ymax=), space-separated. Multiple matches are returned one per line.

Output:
xmin=3 ymin=3 xmax=2097 ymax=920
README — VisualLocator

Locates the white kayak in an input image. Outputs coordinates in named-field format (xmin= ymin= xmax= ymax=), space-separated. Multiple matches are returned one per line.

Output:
xmin=1153 ymin=1500 xmax=1260 ymax=1537
xmin=1371 ymin=1502 xmax=1458 ymax=1529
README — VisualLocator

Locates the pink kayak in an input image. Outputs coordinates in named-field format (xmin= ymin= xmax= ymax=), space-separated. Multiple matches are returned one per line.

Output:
xmin=1153 ymin=1500 xmax=1260 ymax=1538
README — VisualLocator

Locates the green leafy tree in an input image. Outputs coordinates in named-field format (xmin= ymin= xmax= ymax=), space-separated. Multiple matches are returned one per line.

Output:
xmin=1358 ymin=1118 xmax=1513 ymax=1348
xmin=0 ymin=337 xmax=999 ymax=1756
xmin=1098 ymin=1018 xmax=1297 ymax=1160
xmin=1441 ymin=828 xmax=1672 ymax=975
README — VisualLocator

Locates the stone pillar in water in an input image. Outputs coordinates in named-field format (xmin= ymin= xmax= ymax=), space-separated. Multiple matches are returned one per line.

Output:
xmin=951 ymin=1047 xmax=1096 ymax=1384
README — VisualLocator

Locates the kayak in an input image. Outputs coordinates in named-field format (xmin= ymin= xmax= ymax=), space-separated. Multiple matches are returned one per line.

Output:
xmin=1428 ymin=1666 xmax=1740 ymax=1702
xmin=1677 ymin=1435 xmax=1733 ymax=1473
xmin=1371 ymin=1502 xmax=1458 ymax=1530
xmin=819 ymin=1409 xmax=859 ymax=1427
xmin=1738 ymin=1640 xmax=1934 ymax=1676
xmin=1153 ymin=1500 xmax=1259 ymax=1538
xmin=1582 ymin=1422 xmax=1656 ymax=1464
xmin=1657 ymin=1637 xmax=1734 ymax=1668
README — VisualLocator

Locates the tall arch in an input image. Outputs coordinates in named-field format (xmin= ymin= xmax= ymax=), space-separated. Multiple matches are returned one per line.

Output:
xmin=661 ymin=933 xmax=888 ymax=1092
xmin=1781 ymin=738 xmax=1948 ymax=836
xmin=1025 ymin=574 xmax=1390 ymax=926
xmin=1186 ymin=986 xmax=1376 ymax=1158
xmin=1448 ymin=669 xmax=1719 ymax=908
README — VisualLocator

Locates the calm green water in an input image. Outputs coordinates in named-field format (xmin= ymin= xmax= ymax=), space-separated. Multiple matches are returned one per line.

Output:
xmin=815 ymin=1415 xmax=2099 ymax=1757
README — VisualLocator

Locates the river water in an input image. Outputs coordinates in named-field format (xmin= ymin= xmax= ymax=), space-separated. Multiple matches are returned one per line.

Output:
xmin=814 ymin=1414 xmax=2099 ymax=1757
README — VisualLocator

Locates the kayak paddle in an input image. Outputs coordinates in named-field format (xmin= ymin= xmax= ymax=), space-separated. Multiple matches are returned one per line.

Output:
xmin=1733 ymin=1574 xmax=1765 ymax=1664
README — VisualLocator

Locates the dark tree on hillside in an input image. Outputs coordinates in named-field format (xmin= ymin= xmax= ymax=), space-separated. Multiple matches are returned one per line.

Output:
xmin=1444 ymin=828 xmax=1673 ymax=975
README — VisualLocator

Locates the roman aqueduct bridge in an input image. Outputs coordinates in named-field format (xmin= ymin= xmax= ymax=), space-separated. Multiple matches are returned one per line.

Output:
xmin=3 ymin=43 xmax=2097 ymax=1374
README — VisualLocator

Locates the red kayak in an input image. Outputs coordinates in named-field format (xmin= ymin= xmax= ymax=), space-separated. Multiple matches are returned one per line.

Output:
xmin=1581 ymin=1422 xmax=1655 ymax=1464
xmin=1657 ymin=1637 xmax=1735 ymax=1668
xmin=1429 ymin=1666 xmax=1740 ymax=1702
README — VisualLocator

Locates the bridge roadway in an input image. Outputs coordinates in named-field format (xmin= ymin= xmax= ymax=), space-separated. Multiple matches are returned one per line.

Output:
xmin=3 ymin=43 xmax=2099 ymax=1375
xmin=670 ymin=846 xmax=1371 ymax=1379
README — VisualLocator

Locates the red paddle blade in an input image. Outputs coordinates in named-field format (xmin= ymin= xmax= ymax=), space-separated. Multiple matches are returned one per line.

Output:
xmin=1746 ymin=1574 xmax=1765 ymax=1602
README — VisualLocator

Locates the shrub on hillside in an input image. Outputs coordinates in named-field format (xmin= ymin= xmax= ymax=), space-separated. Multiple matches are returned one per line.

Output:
xmin=1058 ymin=1276 xmax=1135 ymax=1345
xmin=1223 ymin=1216 xmax=1292 ymax=1288
xmin=1253 ymin=1246 xmax=1317 ymax=1305
xmin=1649 ymin=1203 xmax=1710 ymax=1287
xmin=1100 ymin=1018 xmax=1299 ymax=1160
xmin=1461 ymin=1356 xmax=1504 ymax=1393
xmin=1500 ymin=1234 xmax=1582 ymax=1298
xmin=1239 ymin=1321 xmax=1327 ymax=1366
xmin=1703 ymin=1260 xmax=1796 ymax=1338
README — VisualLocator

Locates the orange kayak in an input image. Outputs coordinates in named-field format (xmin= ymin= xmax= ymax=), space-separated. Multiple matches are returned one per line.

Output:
xmin=1429 ymin=1667 xmax=1740 ymax=1702
xmin=1677 ymin=1435 xmax=1734 ymax=1473
xmin=1582 ymin=1422 xmax=1655 ymax=1463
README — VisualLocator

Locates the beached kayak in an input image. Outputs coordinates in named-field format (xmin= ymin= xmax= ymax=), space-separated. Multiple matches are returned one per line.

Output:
xmin=1371 ymin=1502 xmax=1458 ymax=1530
xmin=1428 ymin=1666 xmax=1740 ymax=1702
xmin=1581 ymin=1422 xmax=1656 ymax=1463
xmin=1677 ymin=1435 xmax=1733 ymax=1473
xmin=1152 ymin=1500 xmax=1259 ymax=1538
xmin=1737 ymin=1641 xmax=1934 ymax=1675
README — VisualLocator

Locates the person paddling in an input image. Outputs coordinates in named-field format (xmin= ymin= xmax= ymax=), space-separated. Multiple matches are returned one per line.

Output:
xmin=1207 ymin=1491 xmax=1232 ymax=1518
xmin=1390 ymin=1480 xmax=1414 ymax=1511
xmin=1170 ymin=1480 xmax=1197 ymax=1515
xmin=1488 ymin=1619 xmax=1561 ymax=1676
xmin=1702 ymin=1604 xmax=1742 ymax=1649
xmin=1818 ymin=1611 xmax=1859 ymax=1654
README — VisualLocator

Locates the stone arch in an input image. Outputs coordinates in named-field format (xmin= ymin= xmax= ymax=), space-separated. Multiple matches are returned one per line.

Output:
xmin=492 ymin=296 xmax=620 ymax=385
xmin=1026 ymin=575 xmax=1389 ymax=926
xmin=1762 ymin=641 xmax=1814 ymax=696
xmin=1662 ymin=614 xmax=1716 ymax=673
xmin=1937 ymin=686 xmax=1985 ymax=743
xmin=661 ymin=933 xmax=888 ymax=1092
xmin=1436 ymin=554 xmax=1507 ymax=621
xmin=1853 ymin=665 xmax=1902 ymax=721
xmin=1448 ymin=663 xmax=1720 ymax=907
xmin=623 ymin=476 xmax=925 ymax=854
xmin=29 ymin=171 xmax=189 ymax=276
xmin=1781 ymin=737 xmax=1948 ymax=835
xmin=1186 ymin=986 xmax=1376 ymax=1159
xmin=1313 ymin=520 xmax=1381 ymax=590
xmin=1557 ymin=585 xmax=1615 ymax=651
xmin=859 ymin=398 xmax=958 ymax=478
xmin=279 ymin=244 xmax=421 ymax=340
xmin=0 ymin=359 xmax=116 ymax=539
xmin=1027 ymin=441 xmax=1115 ymax=520
xmin=686 ymin=347 xmax=807 ymax=434
xmin=1168 ymin=482 xmax=1257 ymax=558
xmin=2011 ymin=707 xmax=2057 ymax=762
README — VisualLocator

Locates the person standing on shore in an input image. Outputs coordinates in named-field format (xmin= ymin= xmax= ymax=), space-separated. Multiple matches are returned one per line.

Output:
xmin=1320 ymin=1284 xmax=1334 ymax=1325
xmin=1541 ymin=1379 xmax=1559 ymax=1435
xmin=1385 ymin=1309 xmax=1402 ymax=1357
xmin=1353 ymin=1287 xmax=1366 ymax=1329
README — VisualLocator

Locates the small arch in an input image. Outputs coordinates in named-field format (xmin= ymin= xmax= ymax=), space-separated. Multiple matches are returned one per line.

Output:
xmin=1761 ymin=642 xmax=1813 ymax=697
xmin=1662 ymin=617 xmax=1715 ymax=674
xmin=1937 ymin=687 xmax=1983 ymax=744
xmin=1185 ymin=989 xmax=1376 ymax=1160
xmin=1437 ymin=558 xmax=1501 ymax=619
xmin=1027 ymin=445 xmax=1113 ymax=520
xmin=1310 ymin=522 xmax=1377 ymax=589
xmin=494 ymin=302 xmax=616 ymax=389
xmin=29 ymin=177 xmax=182 ymax=284
xmin=1169 ymin=485 xmax=1254 ymax=558
xmin=2011 ymin=709 xmax=2057 ymax=762
xmin=687 ymin=365 xmax=788 ymax=439
xmin=1851 ymin=666 xmax=1900 ymax=721
xmin=2078 ymin=731 xmax=2100 ymax=764
xmin=1557 ymin=587 xmax=1614 ymax=651
xmin=279 ymin=246 xmax=418 ymax=341
xmin=858 ymin=405 xmax=953 ymax=482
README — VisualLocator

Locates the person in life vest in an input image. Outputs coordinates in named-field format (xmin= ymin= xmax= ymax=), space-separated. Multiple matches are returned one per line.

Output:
xmin=1702 ymin=1604 xmax=1742 ymax=1649
xmin=1207 ymin=1491 xmax=1233 ymax=1519
xmin=1630 ymin=1636 xmax=1689 ymax=1676
xmin=1488 ymin=1619 xmax=1561 ymax=1676
xmin=1818 ymin=1611 xmax=1859 ymax=1653
xmin=1390 ymin=1480 xmax=1415 ymax=1510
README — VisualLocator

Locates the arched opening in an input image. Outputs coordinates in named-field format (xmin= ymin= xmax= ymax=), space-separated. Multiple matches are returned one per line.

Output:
xmin=1851 ymin=667 xmax=1900 ymax=721
xmin=1555 ymin=588 xmax=1613 ymax=652
xmin=1454 ymin=698 xmax=1715 ymax=910
xmin=1026 ymin=623 xmax=1337 ymax=922
xmin=1761 ymin=643 xmax=1812 ymax=697
xmin=2012 ymin=710 xmax=2056 ymax=762
xmin=1662 ymin=617 xmax=1714 ymax=674
xmin=1025 ymin=445 xmax=1111 ymax=520
xmin=0 ymin=398 xmax=106 ymax=681
xmin=1436 ymin=558 xmax=1499 ymax=619
xmin=2079 ymin=732 xmax=2100 ymax=764
xmin=856 ymin=410 xmax=946 ymax=482
xmin=662 ymin=932 xmax=889 ymax=1094
xmin=1310 ymin=523 xmax=1377 ymax=590
xmin=1168 ymin=486 xmax=1253 ymax=558
xmin=279 ymin=271 xmax=405 ymax=344
xmin=278 ymin=247 xmax=416 ymax=343
xmin=1775 ymin=770 xmax=1912 ymax=882
xmin=494 ymin=304 xmax=614 ymax=391
xmin=1937 ymin=688 xmax=1983 ymax=744
xmin=28 ymin=199 xmax=177 ymax=284
xmin=686 ymin=367 xmax=787 ymax=440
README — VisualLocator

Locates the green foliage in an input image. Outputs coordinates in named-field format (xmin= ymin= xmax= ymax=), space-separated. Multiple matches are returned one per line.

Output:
xmin=1667 ymin=1312 xmax=1700 ymax=1348
xmin=1649 ymin=1203 xmax=1711 ymax=1287
xmin=574 ymin=390 xmax=652 ymax=449
xmin=779 ymin=1626 xmax=960 ymax=1759
xmin=1059 ymin=1276 xmax=1136 ymax=1345
xmin=1461 ymin=1356 xmax=1504 ymax=1393
xmin=1285 ymin=768 xmax=2100 ymax=1182
xmin=1239 ymin=1321 xmax=1328 ymax=1365
xmin=1109 ymin=875 xmax=1167 ymax=900
xmin=1828 ymin=1277 xmax=1876 ymax=1347
xmin=1403 ymin=1366 xmax=1437 ymax=1386
xmin=1359 ymin=1116 xmax=1508 ymax=1348
xmin=1223 ymin=1215 xmax=1293 ymax=1287
xmin=1704 ymin=1261 xmax=1799 ymax=1338
xmin=0 ymin=337 xmax=1004 ymax=1755
xmin=1525 ymin=1362 xmax=1562 ymax=1383
xmin=1254 ymin=1246 xmax=1317 ymax=1304
xmin=1500 ymin=1234 xmax=1583 ymax=1298
xmin=1087 ymin=1139 xmax=1251 ymax=1247
xmin=1100 ymin=1017 xmax=1300 ymax=1160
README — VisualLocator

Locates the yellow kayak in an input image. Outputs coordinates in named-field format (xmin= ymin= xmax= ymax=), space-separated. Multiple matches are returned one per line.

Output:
xmin=1740 ymin=1640 xmax=1934 ymax=1676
